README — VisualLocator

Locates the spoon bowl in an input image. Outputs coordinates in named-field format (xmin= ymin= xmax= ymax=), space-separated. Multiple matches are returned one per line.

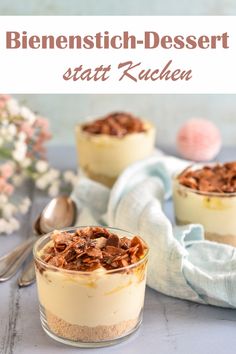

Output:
xmin=39 ymin=196 xmax=77 ymax=234
xmin=0 ymin=195 xmax=77 ymax=284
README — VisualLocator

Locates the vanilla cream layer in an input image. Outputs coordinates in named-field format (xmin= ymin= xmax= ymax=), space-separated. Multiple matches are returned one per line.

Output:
xmin=173 ymin=180 xmax=236 ymax=236
xmin=36 ymin=267 xmax=146 ymax=327
xmin=76 ymin=122 xmax=155 ymax=178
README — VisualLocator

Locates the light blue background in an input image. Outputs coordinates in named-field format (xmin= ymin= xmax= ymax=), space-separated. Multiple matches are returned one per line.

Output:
xmin=1 ymin=1 xmax=236 ymax=147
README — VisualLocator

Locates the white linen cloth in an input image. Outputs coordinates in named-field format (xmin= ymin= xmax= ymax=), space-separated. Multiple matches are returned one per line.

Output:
xmin=72 ymin=155 xmax=236 ymax=308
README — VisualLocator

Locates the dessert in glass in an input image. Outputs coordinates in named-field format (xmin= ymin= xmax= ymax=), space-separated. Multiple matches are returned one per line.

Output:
xmin=75 ymin=112 xmax=156 ymax=187
xmin=34 ymin=226 xmax=148 ymax=348
xmin=173 ymin=162 xmax=236 ymax=247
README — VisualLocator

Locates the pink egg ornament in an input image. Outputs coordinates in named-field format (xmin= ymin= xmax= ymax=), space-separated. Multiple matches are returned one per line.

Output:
xmin=177 ymin=118 xmax=222 ymax=161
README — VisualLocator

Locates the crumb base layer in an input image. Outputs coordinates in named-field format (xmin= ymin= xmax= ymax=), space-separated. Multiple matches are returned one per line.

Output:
xmin=40 ymin=306 xmax=141 ymax=348
xmin=176 ymin=218 xmax=236 ymax=247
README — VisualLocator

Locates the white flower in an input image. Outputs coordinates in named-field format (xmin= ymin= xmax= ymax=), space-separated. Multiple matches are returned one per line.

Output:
xmin=12 ymin=149 xmax=26 ymax=162
xmin=7 ymin=217 xmax=20 ymax=233
xmin=0 ymin=126 xmax=7 ymax=137
xmin=12 ymin=141 xmax=27 ymax=162
xmin=15 ymin=140 xmax=27 ymax=151
xmin=19 ymin=197 xmax=31 ymax=214
xmin=0 ymin=194 xmax=8 ymax=205
xmin=0 ymin=217 xmax=20 ymax=234
xmin=48 ymin=168 xmax=60 ymax=179
xmin=4 ymin=134 xmax=13 ymax=143
xmin=20 ymin=157 xmax=31 ymax=168
xmin=42 ymin=168 xmax=60 ymax=184
xmin=35 ymin=176 xmax=49 ymax=190
xmin=1 ymin=119 xmax=8 ymax=127
xmin=63 ymin=170 xmax=77 ymax=185
xmin=18 ymin=131 xmax=27 ymax=141
xmin=36 ymin=169 xmax=59 ymax=190
xmin=35 ymin=160 xmax=48 ymax=174
xmin=0 ymin=123 xmax=16 ymax=142
xmin=1 ymin=111 xmax=8 ymax=119
xmin=2 ymin=203 xmax=16 ymax=218
xmin=20 ymin=106 xmax=36 ymax=124
xmin=12 ymin=174 xmax=24 ymax=186
xmin=23 ymin=197 xmax=31 ymax=208
xmin=0 ymin=219 xmax=8 ymax=233
xmin=8 ymin=124 xmax=17 ymax=136
xmin=48 ymin=180 xmax=60 ymax=197
xmin=6 ymin=98 xmax=20 ymax=116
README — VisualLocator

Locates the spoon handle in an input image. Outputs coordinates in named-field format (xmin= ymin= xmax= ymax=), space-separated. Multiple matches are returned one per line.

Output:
xmin=18 ymin=257 xmax=35 ymax=287
xmin=0 ymin=241 xmax=34 ymax=282
xmin=0 ymin=237 xmax=35 ymax=278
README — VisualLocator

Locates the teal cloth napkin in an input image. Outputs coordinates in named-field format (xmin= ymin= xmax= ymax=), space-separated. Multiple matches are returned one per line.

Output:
xmin=72 ymin=155 xmax=236 ymax=308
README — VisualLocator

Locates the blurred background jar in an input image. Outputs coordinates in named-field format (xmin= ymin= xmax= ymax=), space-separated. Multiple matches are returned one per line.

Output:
xmin=75 ymin=112 xmax=156 ymax=187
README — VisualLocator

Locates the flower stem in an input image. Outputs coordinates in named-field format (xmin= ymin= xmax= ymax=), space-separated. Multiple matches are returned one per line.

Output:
xmin=0 ymin=148 xmax=12 ymax=160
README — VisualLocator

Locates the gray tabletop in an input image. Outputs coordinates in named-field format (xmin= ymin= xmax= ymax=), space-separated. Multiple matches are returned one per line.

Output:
xmin=1 ymin=146 xmax=236 ymax=354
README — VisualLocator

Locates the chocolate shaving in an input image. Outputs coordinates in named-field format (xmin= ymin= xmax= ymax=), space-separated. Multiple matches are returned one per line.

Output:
xmin=86 ymin=247 xmax=103 ymax=258
xmin=40 ymin=227 xmax=147 ymax=272
xmin=178 ymin=162 xmax=236 ymax=194
xmin=82 ymin=112 xmax=147 ymax=137
xmin=105 ymin=245 xmax=125 ymax=256
xmin=131 ymin=236 xmax=145 ymax=257
xmin=64 ymin=249 xmax=77 ymax=263
xmin=106 ymin=234 xmax=120 ymax=247
xmin=119 ymin=237 xmax=131 ymax=249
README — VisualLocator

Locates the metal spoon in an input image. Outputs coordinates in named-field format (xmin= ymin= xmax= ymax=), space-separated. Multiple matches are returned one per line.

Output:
xmin=0 ymin=196 xmax=76 ymax=283
xmin=16 ymin=214 xmax=43 ymax=286
xmin=38 ymin=195 xmax=76 ymax=234
xmin=0 ymin=210 xmax=45 ymax=282
xmin=0 ymin=232 xmax=38 ymax=282
xmin=18 ymin=196 xmax=77 ymax=287
xmin=0 ymin=240 xmax=36 ymax=282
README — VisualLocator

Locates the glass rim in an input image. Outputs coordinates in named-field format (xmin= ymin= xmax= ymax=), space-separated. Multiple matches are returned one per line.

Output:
xmin=173 ymin=163 xmax=236 ymax=198
xmin=33 ymin=226 xmax=149 ymax=276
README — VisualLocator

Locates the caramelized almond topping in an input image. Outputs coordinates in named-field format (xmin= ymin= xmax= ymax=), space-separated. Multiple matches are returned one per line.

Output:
xmin=82 ymin=112 xmax=147 ymax=137
xmin=178 ymin=162 xmax=236 ymax=194
xmin=106 ymin=234 xmax=120 ymax=247
xmin=40 ymin=227 xmax=147 ymax=271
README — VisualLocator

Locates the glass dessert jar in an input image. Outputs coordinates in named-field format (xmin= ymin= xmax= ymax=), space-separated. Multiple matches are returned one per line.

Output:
xmin=33 ymin=226 xmax=149 ymax=348
xmin=173 ymin=163 xmax=236 ymax=247
xmin=75 ymin=112 xmax=156 ymax=187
